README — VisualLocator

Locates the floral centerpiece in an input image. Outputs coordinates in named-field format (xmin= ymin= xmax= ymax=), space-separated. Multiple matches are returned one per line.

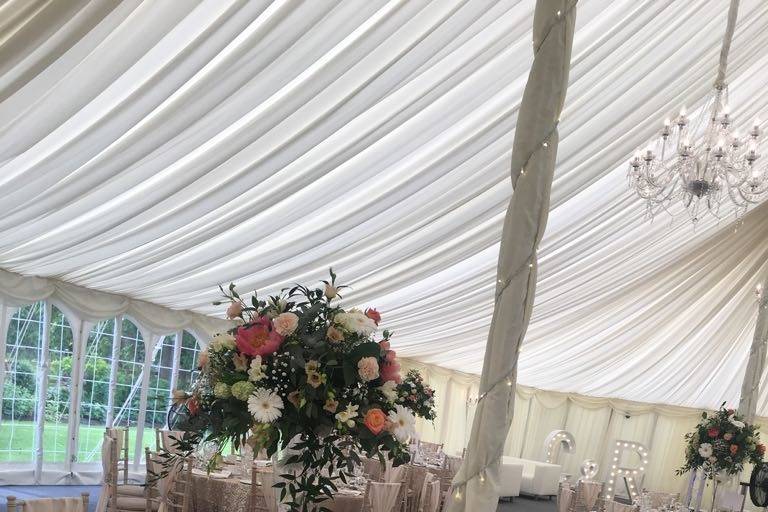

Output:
xmin=677 ymin=405 xmax=764 ymax=479
xmin=170 ymin=270 xmax=436 ymax=511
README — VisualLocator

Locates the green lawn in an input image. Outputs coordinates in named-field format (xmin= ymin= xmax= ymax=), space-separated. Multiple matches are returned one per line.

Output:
xmin=0 ymin=421 xmax=143 ymax=463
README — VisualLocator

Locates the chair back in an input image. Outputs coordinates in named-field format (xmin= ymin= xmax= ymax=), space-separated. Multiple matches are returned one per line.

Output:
xmin=100 ymin=434 xmax=120 ymax=511
xmin=443 ymin=456 xmax=462 ymax=473
xmin=426 ymin=480 xmax=440 ymax=512
xmin=384 ymin=461 xmax=409 ymax=484
xmin=105 ymin=427 xmax=130 ymax=484
xmin=418 ymin=441 xmax=443 ymax=454
xmin=427 ymin=468 xmax=453 ymax=496
xmin=156 ymin=429 xmax=186 ymax=454
xmin=568 ymin=481 xmax=603 ymax=512
xmin=417 ymin=473 xmax=435 ymax=512
xmin=252 ymin=468 xmax=278 ymax=512
xmin=166 ymin=454 xmax=194 ymax=512
xmin=559 ymin=486 xmax=575 ymax=512
xmin=364 ymin=481 xmax=404 ymax=512
xmin=6 ymin=493 xmax=89 ymax=512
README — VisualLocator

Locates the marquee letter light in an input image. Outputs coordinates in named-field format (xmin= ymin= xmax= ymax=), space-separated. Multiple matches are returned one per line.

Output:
xmin=543 ymin=430 xmax=576 ymax=464
xmin=605 ymin=440 xmax=649 ymax=502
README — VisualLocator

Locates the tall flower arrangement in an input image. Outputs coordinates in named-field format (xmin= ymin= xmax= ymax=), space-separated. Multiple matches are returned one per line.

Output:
xmin=171 ymin=270 xmax=436 ymax=511
xmin=677 ymin=405 xmax=764 ymax=479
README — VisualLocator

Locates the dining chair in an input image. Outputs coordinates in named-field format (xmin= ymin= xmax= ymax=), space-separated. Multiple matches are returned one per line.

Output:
xmin=417 ymin=442 xmax=443 ymax=455
xmin=362 ymin=481 xmax=405 ymax=512
xmin=155 ymin=429 xmax=185 ymax=455
xmin=424 ymin=480 xmax=440 ymax=512
xmin=252 ymin=467 xmax=278 ymax=512
xmin=165 ymin=454 xmax=193 ymax=512
xmin=101 ymin=435 xmax=162 ymax=511
xmin=6 ymin=493 xmax=89 ymax=512
xmin=442 ymin=456 xmax=462 ymax=473
xmin=417 ymin=473 xmax=435 ymax=512
xmin=106 ymin=427 xmax=131 ymax=485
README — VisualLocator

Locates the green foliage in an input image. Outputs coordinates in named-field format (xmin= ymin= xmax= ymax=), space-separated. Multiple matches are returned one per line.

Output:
xmin=2 ymin=383 xmax=35 ymax=419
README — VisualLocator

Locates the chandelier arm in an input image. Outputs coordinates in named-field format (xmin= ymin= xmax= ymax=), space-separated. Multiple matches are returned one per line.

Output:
xmin=714 ymin=0 xmax=740 ymax=89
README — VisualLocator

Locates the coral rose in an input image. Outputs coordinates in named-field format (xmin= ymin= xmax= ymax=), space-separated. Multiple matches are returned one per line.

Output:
xmin=365 ymin=308 xmax=381 ymax=325
xmin=358 ymin=357 xmax=380 ymax=382
xmin=379 ymin=340 xmax=390 ymax=351
xmin=758 ymin=444 xmax=766 ymax=455
xmin=236 ymin=316 xmax=284 ymax=357
xmin=363 ymin=408 xmax=387 ymax=435
xmin=226 ymin=302 xmax=243 ymax=319
xmin=707 ymin=427 xmax=720 ymax=438
xmin=273 ymin=312 xmax=299 ymax=336
xmin=730 ymin=444 xmax=739 ymax=455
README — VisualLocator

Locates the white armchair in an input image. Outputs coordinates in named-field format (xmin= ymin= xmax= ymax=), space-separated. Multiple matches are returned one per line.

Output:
xmin=499 ymin=459 xmax=524 ymax=500
xmin=502 ymin=456 xmax=562 ymax=499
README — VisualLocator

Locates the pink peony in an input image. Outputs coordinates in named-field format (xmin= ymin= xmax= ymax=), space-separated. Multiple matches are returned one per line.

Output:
xmin=380 ymin=360 xmax=401 ymax=383
xmin=385 ymin=350 xmax=397 ymax=362
xmin=379 ymin=340 xmax=391 ymax=351
xmin=236 ymin=316 xmax=284 ymax=357
xmin=226 ymin=302 xmax=243 ymax=319
xmin=357 ymin=357 xmax=380 ymax=382
xmin=273 ymin=312 xmax=299 ymax=336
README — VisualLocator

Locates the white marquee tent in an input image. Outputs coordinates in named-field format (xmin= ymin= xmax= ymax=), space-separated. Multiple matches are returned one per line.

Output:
xmin=1 ymin=0 xmax=768 ymax=496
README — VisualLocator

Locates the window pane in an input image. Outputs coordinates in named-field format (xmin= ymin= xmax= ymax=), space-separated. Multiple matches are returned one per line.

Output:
xmin=77 ymin=319 xmax=115 ymax=463
xmin=176 ymin=331 xmax=201 ymax=392
xmin=113 ymin=319 xmax=145 ymax=461
xmin=1 ymin=303 xmax=43 ymax=463
xmin=44 ymin=306 xmax=74 ymax=463
xmin=146 ymin=336 xmax=175 ymax=429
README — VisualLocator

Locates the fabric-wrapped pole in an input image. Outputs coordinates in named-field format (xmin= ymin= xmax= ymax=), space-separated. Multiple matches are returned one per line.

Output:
xmin=445 ymin=1 xmax=576 ymax=511
xmin=737 ymin=275 xmax=768 ymax=423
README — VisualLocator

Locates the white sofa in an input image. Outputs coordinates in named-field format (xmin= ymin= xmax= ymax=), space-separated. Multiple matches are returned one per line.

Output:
xmin=498 ymin=459 xmax=524 ymax=499
xmin=502 ymin=456 xmax=562 ymax=499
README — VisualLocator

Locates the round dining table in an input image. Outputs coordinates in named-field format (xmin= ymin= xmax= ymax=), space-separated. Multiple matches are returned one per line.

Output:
xmin=189 ymin=472 xmax=364 ymax=512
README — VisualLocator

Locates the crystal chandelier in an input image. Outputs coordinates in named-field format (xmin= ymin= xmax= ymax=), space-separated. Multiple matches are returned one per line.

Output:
xmin=628 ymin=0 xmax=766 ymax=224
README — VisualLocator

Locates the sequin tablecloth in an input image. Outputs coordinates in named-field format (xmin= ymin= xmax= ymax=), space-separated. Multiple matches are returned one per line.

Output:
xmin=189 ymin=473 xmax=364 ymax=512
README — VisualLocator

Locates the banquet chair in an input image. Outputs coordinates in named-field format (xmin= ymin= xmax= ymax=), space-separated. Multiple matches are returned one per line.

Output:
xmin=165 ymin=454 xmax=193 ymax=512
xmin=363 ymin=457 xmax=384 ymax=481
xmin=407 ymin=466 xmax=428 ymax=512
xmin=567 ymin=481 xmax=603 ymax=512
xmin=106 ymin=427 xmax=131 ymax=485
xmin=442 ymin=456 xmax=462 ymax=473
xmin=417 ymin=473 xmax=436 ymax=512
xmin=647 ymin=492 xmax=680 ymax=510
xmin=362 ymin=482 xmax=405 ymax=512
xmin=155 ymin=430 xmax=185 ymax=455
xmin=6 ymin=493 xmax=89 ymax=512
xmin=101 ymin=436 xmax=161 ymax=511
xmin=418 ymin=442 xmax=443 ymax=455
xmin=424 ymin=480 xmax=441 ymax=512
xmin=558 ymin=485 xmax=575 ymax=512
xmin=252 ymin=468 xmax=278 ymax=512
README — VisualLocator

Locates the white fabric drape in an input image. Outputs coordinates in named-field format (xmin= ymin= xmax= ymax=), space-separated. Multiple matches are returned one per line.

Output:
xmin=738 ymin=276 xmax=768 ymax=423
xmin=449 ymin=1 xmax=575 ymax=510
xmin=1 ymin=0 xmax=768 ymax=415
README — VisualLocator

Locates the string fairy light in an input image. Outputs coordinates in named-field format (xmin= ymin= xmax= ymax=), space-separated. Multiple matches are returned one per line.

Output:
xmin=449 ymin=1 xmax=578 ymax=504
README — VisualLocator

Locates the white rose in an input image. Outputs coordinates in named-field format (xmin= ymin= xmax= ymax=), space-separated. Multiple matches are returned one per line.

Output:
xmin=729 ymin=416 xmax=746 ymax=429
xmin=335 ymin=310 xmax=377 ymax=336
xmin=211 ymin=333 xmax=236 ymax=352
xmin=379 ymin=381 xmax=398 ymax=403
xmin=698 ymin=443 xmax=713 ymax=458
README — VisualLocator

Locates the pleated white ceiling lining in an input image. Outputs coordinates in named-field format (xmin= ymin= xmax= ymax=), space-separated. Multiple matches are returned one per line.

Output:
xmin=1 ymin=0 xmax=767 ymax=412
